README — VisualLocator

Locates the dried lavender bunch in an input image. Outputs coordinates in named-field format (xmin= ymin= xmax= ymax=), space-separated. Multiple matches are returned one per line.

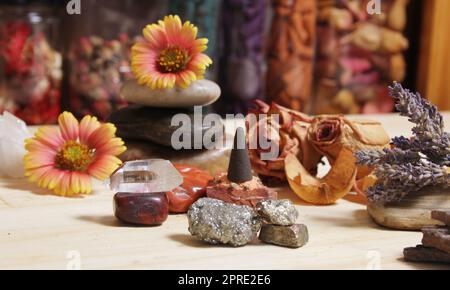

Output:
xmin=365 ymin=184 xmax=406 ymax=205
xmin=390 ymin=82 xmax=450 ymax=166
xmin=367 ymin=161 xmax=449 ymax=204
xmin=375 ymin=160 xmax=448 ymax=189
xmin=357 ymin=83 xmax=450 ymax=204
xmin=355 ymin=148 xmax=421 ymax=167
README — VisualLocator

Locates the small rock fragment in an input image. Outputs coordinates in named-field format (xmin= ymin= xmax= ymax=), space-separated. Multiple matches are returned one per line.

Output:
xmin=259 ymin=224 xmax=309 ymax=248
xmin=431 ymin=210 xmax=450 ymax=227
xmin=166 ymin=165 xmax=212 ymax=214
xmin=187 ymin=198 xmax=261 ymax=247
xmin=256 ymin=199 xmax=298 ymax=226
xmin=206 ymin=174 xmax=277 ymax=208
xmin=404 ymin=245 xmax=450 ymax=264
xmin=114 ymin=192 xmax=169 ymax=226
xmin=422 ymin=226 xmax=450 ymax=254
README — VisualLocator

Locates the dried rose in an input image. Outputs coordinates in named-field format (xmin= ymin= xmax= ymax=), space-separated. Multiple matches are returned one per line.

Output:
xmin=246 ymin=100 xmax=321 ymax=183
xmin=307 ymin=116 xmax=390 ymax=179
xmin=246 ymin=100 xmax=391 ymax=205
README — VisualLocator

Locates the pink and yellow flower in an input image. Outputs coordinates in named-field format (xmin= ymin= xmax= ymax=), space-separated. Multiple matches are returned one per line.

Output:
xmin=131 ymin=15 xmax=213 ymax=89
xmin=24 ymin=112 xmax=126 ymax=196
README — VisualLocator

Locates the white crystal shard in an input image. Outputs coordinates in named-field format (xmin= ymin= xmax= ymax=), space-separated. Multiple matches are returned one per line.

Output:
xmin=108 ymin=159 xmax=183 ymax=193
xmin=0 ymin=112 xmax=32 ymax=178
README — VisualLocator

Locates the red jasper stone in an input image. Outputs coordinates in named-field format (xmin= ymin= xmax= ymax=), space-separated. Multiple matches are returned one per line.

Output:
xmin=114 ymin=192 xmax=169 ymax=226
xmin=166 ymin=165 xmax=213 ymax=213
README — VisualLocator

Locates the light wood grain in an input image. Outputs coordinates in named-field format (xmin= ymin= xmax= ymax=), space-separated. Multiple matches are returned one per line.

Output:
xmin=0 ymin=114 xmax=449 ymax=270
xmin=418 ymin=0 xmax=450 ymax=110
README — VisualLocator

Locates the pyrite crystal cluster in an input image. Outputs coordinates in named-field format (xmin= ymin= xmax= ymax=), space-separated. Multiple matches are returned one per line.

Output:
xmin=256 ymin=199 xmax=299 ymax=226
xmin=257 ymin=199 xmax=308 ymax=248
xmin=356 ymin=83 xmax=450 ymax=204
xmin=188 ymin=198 xmax=261 ymax=247
xmin=187 ymin=198 xmax=308 ymax=248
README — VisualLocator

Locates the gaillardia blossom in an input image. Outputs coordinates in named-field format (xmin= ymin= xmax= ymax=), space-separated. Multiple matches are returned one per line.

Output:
xmin=24 ymin=112 xmax=126 ymax=196
xmin=131 ymin=15 xmax=213 ymax=89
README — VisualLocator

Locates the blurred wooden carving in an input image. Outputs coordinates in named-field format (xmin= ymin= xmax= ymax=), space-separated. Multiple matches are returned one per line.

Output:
xmin=418 ymin=0 xmax=450 ymax=111
xmin=266 ymin=0 xmax=317 ymax=112
xmin=314 ymin=0 xmax=409 ymax=115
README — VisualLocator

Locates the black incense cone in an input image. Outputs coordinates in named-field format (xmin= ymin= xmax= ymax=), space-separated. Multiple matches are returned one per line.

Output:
xmin=228 ymin=127 xmax=253 ymax=183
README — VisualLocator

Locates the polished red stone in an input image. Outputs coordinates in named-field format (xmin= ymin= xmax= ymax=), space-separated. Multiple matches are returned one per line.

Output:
xmin=113 ymin=192 xmax=169 ymax=226
xmin=166 ymin=165 xmax=213 ymax=213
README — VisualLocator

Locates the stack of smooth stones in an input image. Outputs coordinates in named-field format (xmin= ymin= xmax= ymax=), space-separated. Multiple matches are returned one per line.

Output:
xmin=404 ymin=210 xmax=450 ymax=264
xmin=109 ymin=79 xmax=228 ymax=175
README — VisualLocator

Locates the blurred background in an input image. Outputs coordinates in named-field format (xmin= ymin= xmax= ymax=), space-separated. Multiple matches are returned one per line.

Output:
xmin=0 ymin=0 xmax=448 ymax=125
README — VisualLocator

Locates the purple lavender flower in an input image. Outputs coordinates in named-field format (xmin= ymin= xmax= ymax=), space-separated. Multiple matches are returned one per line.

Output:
xmin=390 ymin=82 xmax=450 ymax=166
xmin=367 ymin=161 xmax=449 ymax=204
xmin=355 ymin=148 xmax=421 ymax=167
xmin=356 ymin=83 xmax=450 ymax=204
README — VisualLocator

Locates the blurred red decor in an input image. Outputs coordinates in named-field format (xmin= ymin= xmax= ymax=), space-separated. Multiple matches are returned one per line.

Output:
xmin=0 ymin=21 xmax=62 ymax=125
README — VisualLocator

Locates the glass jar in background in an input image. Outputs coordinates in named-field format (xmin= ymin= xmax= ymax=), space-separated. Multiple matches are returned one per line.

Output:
xmin=314 ymin=0 xmax=409 ymax=115
xmin=0 ymin=1 xmax=63 ymax=125
xmin=63 ymin=0 xmax=168 ymax=121
xmin=66 ymin=35 xmax=134 ymax=122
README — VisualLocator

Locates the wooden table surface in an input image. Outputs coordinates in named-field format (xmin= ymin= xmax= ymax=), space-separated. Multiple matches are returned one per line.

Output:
xmin=1 ymin=113 xmax=450 ymax=270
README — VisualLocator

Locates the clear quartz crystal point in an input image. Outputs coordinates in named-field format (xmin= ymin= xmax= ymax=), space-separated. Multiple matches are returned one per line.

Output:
xmin=108 ymin=159 xmax=183 ymax=193
xmin=0 ymin=112 xmax=31 ymax=178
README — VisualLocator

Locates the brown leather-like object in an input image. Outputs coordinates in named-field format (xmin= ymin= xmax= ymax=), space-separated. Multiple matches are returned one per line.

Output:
xmin=267 ymin=0 xmax=317 ymax=111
